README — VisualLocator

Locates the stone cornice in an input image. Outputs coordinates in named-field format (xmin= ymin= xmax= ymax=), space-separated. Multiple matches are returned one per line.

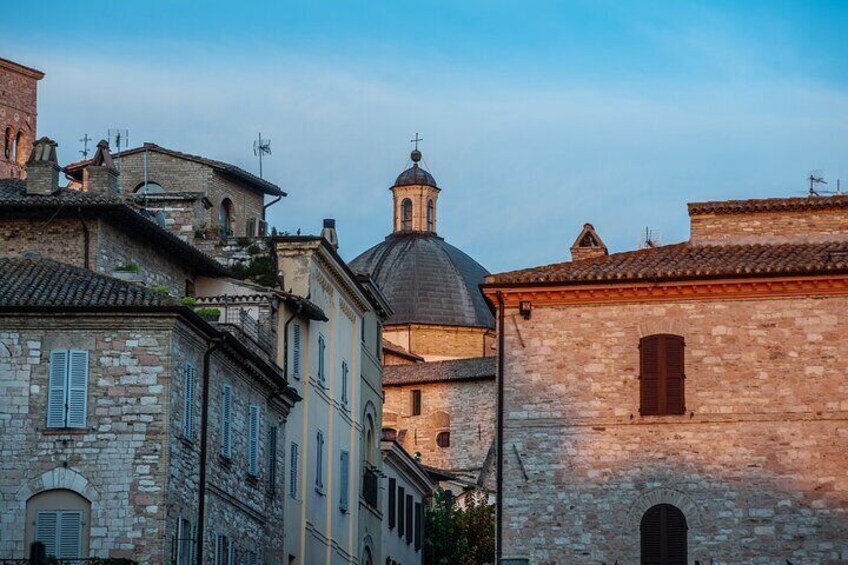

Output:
xmin=484 ymin=274 xmax=848 ymax=308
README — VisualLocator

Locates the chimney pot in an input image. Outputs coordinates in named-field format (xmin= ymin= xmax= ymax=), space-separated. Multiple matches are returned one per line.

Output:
xmin=25 ymin=137 xmax=60 ymax=195
xmin=85 ymin=139 xmax=119 ymax=194
xmin=321 ymin=218 xmax=339 ymax=250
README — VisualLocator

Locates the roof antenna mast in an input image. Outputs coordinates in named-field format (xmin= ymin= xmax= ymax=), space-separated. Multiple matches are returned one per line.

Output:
xmin=79 ymin=133 xmax=91 ymax=159
xmin=254 ymin=132 xmax=272 ymax=179
xmin=808 ymin=171 xmax=828 ymax=196
xmin=107 ymin=128 xmax=129 ymax=192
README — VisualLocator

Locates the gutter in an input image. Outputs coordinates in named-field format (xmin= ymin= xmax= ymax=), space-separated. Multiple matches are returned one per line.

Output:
xmin=263 ymin=194 xmax=283 ymax=220
xmin=195 ymin=337 xmax=221 ymax=565
xmin=495 ymin=291 xmax=505 ymax=563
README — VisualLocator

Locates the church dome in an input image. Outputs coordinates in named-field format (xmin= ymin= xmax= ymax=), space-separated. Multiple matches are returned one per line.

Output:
xmin=393 ymin=163 xmax=437 ymax=188
xmin=350 ymin=233 xmax=494 ymax=328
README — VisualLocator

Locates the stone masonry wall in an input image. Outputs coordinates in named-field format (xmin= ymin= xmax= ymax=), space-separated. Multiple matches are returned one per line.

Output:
xmin=0 ymin=61 xmax=40 ymax=179
xmin=383 ymin=379 xmax=495 ymax=474
xmin=0 ymin=218 xmax=88 ymax=267
xmin=690 ymin=208 xmax=848 ymax=244
xmin=386 ymin=324 xmax=496 ymax=362
xmin=501 ymin=296 xmax=848 ymax=564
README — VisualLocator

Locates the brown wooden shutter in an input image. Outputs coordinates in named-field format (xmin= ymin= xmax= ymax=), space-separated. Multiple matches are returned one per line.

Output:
xmin=663 ymin=335 xmax=685 ymax=415
xmin=640 ymin=504 xmax=688 ymax=565
xmin=640 ymin=336 xmax=660 ymax=415
xmin=665 ymin=504 xmax=688 ymax=564
xmin=640 ymin=505 xmax=662 ymax=564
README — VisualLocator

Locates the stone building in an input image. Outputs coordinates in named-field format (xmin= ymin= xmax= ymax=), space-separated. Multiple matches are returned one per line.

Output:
xmin=274 ymin=225 xmax=391 ymax=565
xmin=350 ymin=147 xmax=497 ymax=488
xmin=0 ymin=57 xmax=43 ymax=179
xmin=0 ymin=139 xmax=300 ymax=563
xmin=381 ymin=433 xmax=435 ymax=565
xmin=483 ymin=195 xmax=848 ymax=564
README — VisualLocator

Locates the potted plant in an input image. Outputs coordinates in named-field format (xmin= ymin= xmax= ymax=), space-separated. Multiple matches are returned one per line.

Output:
xmin=196 ymin=307 xmax=221 ymax=322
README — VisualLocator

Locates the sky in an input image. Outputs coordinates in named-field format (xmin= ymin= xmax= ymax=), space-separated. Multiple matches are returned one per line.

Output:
xmin=4 ymin=0 xmax=848 ymax=273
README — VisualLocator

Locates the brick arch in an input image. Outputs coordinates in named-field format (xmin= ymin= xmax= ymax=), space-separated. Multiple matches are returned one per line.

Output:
xmin=636 ymin=320 xmax=686 ymax=339
xmin=428 ymin=410 xmax=451 ymax=428
xmin=16 ymin=467 xmax=100 ymax=503
xmin=625 ymin=487 xmax=702 ymax=530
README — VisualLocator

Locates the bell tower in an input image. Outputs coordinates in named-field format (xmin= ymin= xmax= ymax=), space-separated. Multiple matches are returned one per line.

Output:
xmin=390 ymin=135 xmax=441 ymax=234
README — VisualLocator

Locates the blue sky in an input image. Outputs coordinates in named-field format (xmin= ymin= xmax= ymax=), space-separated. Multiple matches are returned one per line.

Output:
xmin=4 ymin=1 xmax=848 ymax=272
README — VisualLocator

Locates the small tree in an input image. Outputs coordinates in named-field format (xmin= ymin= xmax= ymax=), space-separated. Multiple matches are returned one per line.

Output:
xmin=424 ymin=488 xmax=495 ymax=565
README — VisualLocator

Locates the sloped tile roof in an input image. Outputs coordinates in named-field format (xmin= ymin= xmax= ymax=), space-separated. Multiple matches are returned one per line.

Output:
xmin=381 ymin=339 xmax=424 ymax=362
xmin=688 ymin=195 xmax=848 ymax=215
xmin=486 ymin=241 xmax=848 ymax=286
xmin=0 ymin=257 xmax=176 ymax=308
xmin=383 ymin=356 xmax=496 ymax=386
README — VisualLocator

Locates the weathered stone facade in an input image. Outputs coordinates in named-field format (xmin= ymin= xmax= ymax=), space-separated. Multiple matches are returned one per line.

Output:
xmin=383 ymin=324 xmax=496 ymax=362
xmin=0 ymin=58 xmax=43 ymax=179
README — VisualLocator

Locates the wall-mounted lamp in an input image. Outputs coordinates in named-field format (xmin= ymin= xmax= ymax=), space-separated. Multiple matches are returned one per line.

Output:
xmin=519 ymin=300 xmax=532 ymax=320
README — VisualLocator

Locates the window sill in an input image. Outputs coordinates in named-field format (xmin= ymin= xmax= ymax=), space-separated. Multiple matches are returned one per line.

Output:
xmin=42 ymin=427 xmax=89 ymax=436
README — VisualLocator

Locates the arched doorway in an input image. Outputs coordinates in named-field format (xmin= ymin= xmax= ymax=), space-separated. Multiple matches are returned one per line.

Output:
xmin=641 ymin=503 xmax=687 ymax=565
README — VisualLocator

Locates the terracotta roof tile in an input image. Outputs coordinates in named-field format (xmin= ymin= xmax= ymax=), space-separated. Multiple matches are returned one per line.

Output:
xmin=383 ymin=356 xmax=496 ymax=386
xmin=486 ymin=241 xmax=848 ymax=286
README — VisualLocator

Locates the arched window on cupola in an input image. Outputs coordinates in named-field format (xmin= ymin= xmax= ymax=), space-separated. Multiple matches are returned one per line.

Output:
xmin=401 ymin=198 xmax=413 ymax=231
xmin=426 ymin=199 xmax=434 ymax=232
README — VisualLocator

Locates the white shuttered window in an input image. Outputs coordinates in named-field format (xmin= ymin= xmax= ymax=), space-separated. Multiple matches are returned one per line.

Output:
xmin=35 ymin=510 xmax=82 ymax=559
xmin=220 ymin=384 xmax=233 ymax=459
xmin=248 ymin=404 xmax=260 ymax=476
xmin=47 ymin=350 xmax=89 ymax=429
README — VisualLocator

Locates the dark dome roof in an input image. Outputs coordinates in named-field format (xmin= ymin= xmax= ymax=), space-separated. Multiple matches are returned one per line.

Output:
xmin=350 ymin=233 xmax=494 ymax=328
xmin=394 ymin=164 xmax=437 ymax=188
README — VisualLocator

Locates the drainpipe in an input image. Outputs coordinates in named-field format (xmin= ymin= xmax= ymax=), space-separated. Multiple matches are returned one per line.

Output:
xmin=77 ymin=208 xmax=90 ymax=270
xmin=263 ymin=195 xmax=282 ymax=221
xmin=496 ymin=291 xmax=505 ymax=563
xmin=196 ymin=336 xmax=221 ymax=565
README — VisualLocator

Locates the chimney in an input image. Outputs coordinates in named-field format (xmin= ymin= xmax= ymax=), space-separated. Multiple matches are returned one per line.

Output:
xmin=570 ymin=223 xmax=608 ymax=261
xmin=25 ymin=137 xmax=60 ymax=195
xmin=84 ymin=140 xmax=119 ymax=194
xmin=321 ymin=218 xmax=339 ymax=250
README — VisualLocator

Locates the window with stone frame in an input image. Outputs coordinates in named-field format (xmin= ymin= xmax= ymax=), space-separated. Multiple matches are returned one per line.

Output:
xmin=410 ymin=389 xmax=422 ymax=416
xmin=639 ymin=334 xmax=685 ymax=416
xmin=46 ymin=350 xmax=89 ymax=429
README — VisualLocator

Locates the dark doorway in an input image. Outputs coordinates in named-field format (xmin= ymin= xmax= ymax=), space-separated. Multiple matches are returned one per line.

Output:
xmin=641 ymin=503 xmax=687 ymax=565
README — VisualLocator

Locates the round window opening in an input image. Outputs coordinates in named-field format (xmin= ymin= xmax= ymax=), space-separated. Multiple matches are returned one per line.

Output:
xmin=134 ymin=181 xmax=165 ymax=194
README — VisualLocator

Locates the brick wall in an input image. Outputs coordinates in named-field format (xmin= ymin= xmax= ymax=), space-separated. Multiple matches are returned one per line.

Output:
xmin=0 ymin=60 xmax=41 ymax=179
xmin=500 ymin=296 xmax=848 ymax=563
xmin=385 ymin=324 xmax=496 ymax=361
xmin=690 ymin=208 xmax=848 ymax=244
xmin=0 ymin=218 xmax=89 ymax=268
xmin=383 ymin=379 xmax=495 ymax=474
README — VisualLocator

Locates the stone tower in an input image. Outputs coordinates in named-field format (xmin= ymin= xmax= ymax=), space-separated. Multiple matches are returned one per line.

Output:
xmin=0 ymin=57 xmax=44 ymax=179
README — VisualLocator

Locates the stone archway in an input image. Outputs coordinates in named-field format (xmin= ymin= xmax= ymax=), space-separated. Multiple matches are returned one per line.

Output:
xmin=625 ymin=487 xmax=702 ymax=530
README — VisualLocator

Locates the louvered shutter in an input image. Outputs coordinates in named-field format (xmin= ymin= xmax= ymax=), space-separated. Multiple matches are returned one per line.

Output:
xmin=339 ymin=451 xmax=349 ymax=511
xmin=318 ymin=335 xmax=325 ymax=384
xmin=249 ymin=405 xmax=260 ymax=476
xmin=66 ymin=350 xmax=89 ymax=428
xmin=190 ymin=521 xmax=198 ymax=564
xmin=175 ymin=518 xmax=183 ymax=564
xmin=388 ymin=478 xmax=396 ymax=529
xmin=292 ymin=324 xmax=301 ymax=379
xmin=397 ymin=486 xmax=405 ymax=537
xmin=267 ymin=425 xmax=278 ymax=493
xmin=247 ymin=551 xmax=259 ymax=565
xmin=405 ymin=494 xmax=413 ymax=544
xmin=289 ymin=442 xmax=298 ymax=498
xmin=640 ymin=337 xmax=660 ymax=416
xmin=35 ymin=511 xmax=59 ymax=557
xmin=221 ymin=385 xmax=233 ymax=459
xmin=341 ymin=361 xmax=348 ymax=405
xmin=665 ymin=504 xmax=688 ymax=565
xmin=47 ymin=351 xmax=68 ymax=428
xmin=184 ymin=363 xmax=196 ymax=439
xmin=664 ymin=336 xmax=686 ymax=415
xmin=640 ymin=505 xmax=662 ymax=565
xmin=228 ymin=540 xmax=235 ymax=565
xmin=58 ymin=511 xmax=82 ymax=558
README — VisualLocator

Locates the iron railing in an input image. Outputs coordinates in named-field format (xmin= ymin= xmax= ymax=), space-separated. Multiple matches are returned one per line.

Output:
xmin=221 ymin=305 xmax=275 ymax=355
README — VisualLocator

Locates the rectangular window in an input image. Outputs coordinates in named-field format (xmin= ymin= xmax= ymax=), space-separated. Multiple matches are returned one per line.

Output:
xmin=318 ymin=334 xmax=326 ymax=385
xmin=247 ymin=550 xmax=259 ymax=565
xmin=292 ymin=324 xmax=302 ymax=380
xmin=339 ymin=450 xmax=349 ymax=512
xmin=220 ymin=384 xmax=233 ymax=459
xmin=397 ymin=486 xmax=405 ymax=537
xmin=640 ymin=334 xmax=686 ymax=416
xmin=341 ymin=360 xmax=349 ymax=406
xmin=46 ymin=350 xmax=89 ymax=429
xmin=248 ymin=404 xmax=260 ymax=476
xmin=267 ymin=425 xmax=278 ymax=494
xmin=414 ymin=502 xmax=423 ymax=551
xmin=411 ymin=389 xmax=422 ymax=416
xmin=215 ymin=534 xmax=233 ymax=565
xmin=405 ymin=494 xmax=414 ymax=544
xmin=289 ymin=442 xmax=299 ymax=499
xmin=177 ymin=517 xmax=192 ymax=565
xmin=35 ymin=510 xmax=82 ymax=559
xmin=388 ymin=478 xmax=396 ymax=530
xmin=315 ymin=431 xmax=325 ymax=492
xmin=183 ymin=362 xmax=196 ymax=440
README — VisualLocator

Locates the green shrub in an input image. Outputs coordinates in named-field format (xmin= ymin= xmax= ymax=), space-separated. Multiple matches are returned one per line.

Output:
xmin=114 ymin=263 xmax=140 ymax=273
xmin=151 ymin=285 xmax=170 ymax=295
xmin=181 ymin=297 xmax=197 ymax=306
xmin=196 ymin=307 xmax=221 ymax=318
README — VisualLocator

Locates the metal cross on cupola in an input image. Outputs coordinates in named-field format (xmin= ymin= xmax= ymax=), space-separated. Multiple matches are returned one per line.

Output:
xmin=410 ymin=132 xmax=423 ymax=151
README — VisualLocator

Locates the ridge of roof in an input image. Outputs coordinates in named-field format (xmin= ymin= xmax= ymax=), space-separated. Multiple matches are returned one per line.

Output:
xmin=383 ymin=356 xmax=496 ymax=386
xmin=485 ymin=240 xmax=848 ymax=286
xmin=688 ymin=195 xmax=848 ymax=216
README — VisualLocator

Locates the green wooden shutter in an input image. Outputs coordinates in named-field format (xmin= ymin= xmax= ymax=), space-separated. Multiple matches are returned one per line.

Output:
xmin=267 ymin=425 xmax=278 ymax=493
xmin=388 ymin=478 xmax=396 ymax=529
xmin=47 ymin=351 xmax=68 ymax=428
xmin=66 ymin=350 xmax=89 ymax=429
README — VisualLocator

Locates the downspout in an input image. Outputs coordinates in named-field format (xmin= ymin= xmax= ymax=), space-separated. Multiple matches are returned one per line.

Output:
xmin=77 ymin=208 xmax=90 ymax=270
xmin=196 ymin=336 xmax=222 ymax=565
xmin=496 ymin=291 xmax=505 ymax=563
xmin=263 ymin=195 xmax=283 ymax=221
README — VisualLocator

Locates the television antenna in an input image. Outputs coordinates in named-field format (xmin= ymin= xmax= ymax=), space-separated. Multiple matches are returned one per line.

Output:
xmin=79 ymin=133 xmax=92 ymax=159
xmin=638 ymin=226 xmax=662 ymax=249
xmin=806 ymin=170 xmax=837 ymax=196
xmin=107 ymin=129 xmax=129 ymax=192
xmin=253 ymin=132 xmax=271 ymax=178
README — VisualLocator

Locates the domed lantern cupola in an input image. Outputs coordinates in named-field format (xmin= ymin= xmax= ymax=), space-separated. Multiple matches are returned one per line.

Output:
xmin=391 ymin=134 xmax=441 ymax=234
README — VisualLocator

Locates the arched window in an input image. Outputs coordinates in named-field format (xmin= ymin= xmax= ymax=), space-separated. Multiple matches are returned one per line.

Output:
xmin=3 ymin=127 xmax=11 ymax=159
xmin=362 ymin=547 xmax=373 ymax=565
xmin=15 ymin=131 xmax=27 ymax=164
xmin=26 ymin=489 xmax=91 ymax=559
xmin=436 ymin=431 xmax=450 ymax=448
xmin=219 ymin=198 xmax=234 ymax=236
xmin=134 ymin=181 xmax=165 ymax=194
xmin=640 ymin=334 xmax=685 ymax=416
xmin=365 ymin=415 xmax=375 ymax=465
xmin=641 ymin=504 xmax=687 ymax=564
xmin=426 ymin=199 xmax=434 ymax=231
xmin=401 ymin=198 xmax=413 ymax=231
